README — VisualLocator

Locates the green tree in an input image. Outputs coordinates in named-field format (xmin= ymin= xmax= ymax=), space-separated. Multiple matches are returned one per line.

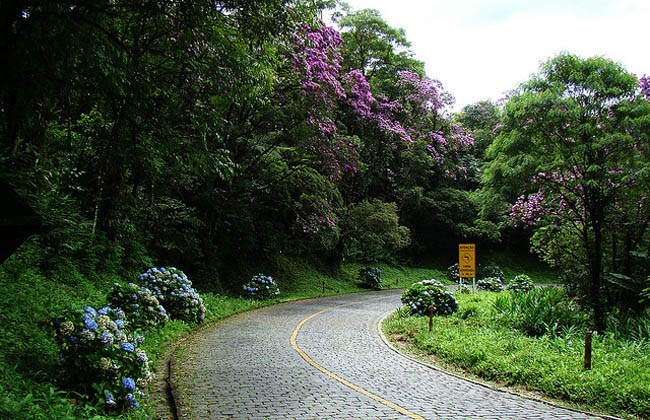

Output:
xmin=484 ymin=53 xmax=650 ymax=330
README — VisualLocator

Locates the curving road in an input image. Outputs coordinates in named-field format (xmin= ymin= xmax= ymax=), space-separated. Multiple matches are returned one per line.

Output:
xmin=172 ymin=290 xmax=605 ymax=420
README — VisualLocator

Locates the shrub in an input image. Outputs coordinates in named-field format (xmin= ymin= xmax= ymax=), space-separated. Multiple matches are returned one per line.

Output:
xmin=108 ymin=282 xmax=169 ymax=331
xmin=53 ymin=306 xmax=152 ymax=412
xmin=457 ymin=284 xmax=471 ymax=294
xmin=477 ymin=276 xmax=504 ymax=292
xmin=401 ymin=279 xmax=458 ymax=316
xmin=447 ymin=263 xmax=460 ymax=283
xmin=242 ymin=274 xmax=280 ymax=300
xmin=508 ymin=274 xmax=534 ymax=293
xmin=491 ymin=287 xmax=589 ymax=337
xmin=479 ymin=264 xmax=504 ymax=280
xmin=138 ymin=267 xmax=206 ymax=323
xmin=358 ymin=267 xmax=382 ymax=290
xmin=342 ymin=199 xmax=410 ymax=263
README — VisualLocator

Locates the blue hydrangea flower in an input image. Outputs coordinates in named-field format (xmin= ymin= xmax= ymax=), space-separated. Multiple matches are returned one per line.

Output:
xmin=84 ymin=318 xmax=98 ymax=331
xmin=121 ymin=377 xmax=136 ymax=391
xmin=101 ymin=331 xmax=114 ymax=346
xmin=84 ymin=306 xmax=97 ymax=316
xmin=105 ymin=391 xmax=116 ymax=407
xmin=126 ymin=393 xmax=140 ymax=409
xmin=115 ymin=319 xmax=124 ymax=329
xmin=121 ymin=342 xmax=135 ymax=352
xmin=97 ymin=306 xmax=111 ymax=316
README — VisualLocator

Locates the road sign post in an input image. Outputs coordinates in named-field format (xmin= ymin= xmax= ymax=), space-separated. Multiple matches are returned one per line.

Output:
xmin=459 ymin=244 xmax=476 ymax=291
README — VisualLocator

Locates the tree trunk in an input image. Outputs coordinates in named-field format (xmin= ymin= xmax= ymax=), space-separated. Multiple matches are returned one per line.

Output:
xmin=611 ymin=230 xmax=617 ymax=273
xmin=590 ymin=212 xmax=605 ymax=333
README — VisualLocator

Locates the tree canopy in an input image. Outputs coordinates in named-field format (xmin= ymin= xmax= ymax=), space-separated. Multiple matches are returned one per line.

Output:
xmin=484 ymin=53 xmax=650 ymax=330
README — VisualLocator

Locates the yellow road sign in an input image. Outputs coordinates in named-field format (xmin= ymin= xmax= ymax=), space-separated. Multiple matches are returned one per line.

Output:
xmin=458 ymin=243 xmax=475 ymax=278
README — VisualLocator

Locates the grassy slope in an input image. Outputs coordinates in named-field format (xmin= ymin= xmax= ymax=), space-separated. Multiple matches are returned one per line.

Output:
xmin=383 ymin=292 xmax=650 ymax=420
xmin=0 ymin=252 xmax=449 ymax=420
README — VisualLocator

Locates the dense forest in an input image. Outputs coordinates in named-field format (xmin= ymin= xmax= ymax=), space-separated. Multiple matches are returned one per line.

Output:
xmin=2 ymin=0 xmax=650 ymax=418
xmin=1 ymin=0 xmax=502 ymax=290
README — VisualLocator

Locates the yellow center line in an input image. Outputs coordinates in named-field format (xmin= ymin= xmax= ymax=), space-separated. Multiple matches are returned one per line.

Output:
xmin=290 ymin=295 xmax=426 ymax=420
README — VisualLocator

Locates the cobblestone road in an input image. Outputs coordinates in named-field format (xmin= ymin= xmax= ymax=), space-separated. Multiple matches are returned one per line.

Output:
xmin=175 ymin=290 xmax=606 ymax=419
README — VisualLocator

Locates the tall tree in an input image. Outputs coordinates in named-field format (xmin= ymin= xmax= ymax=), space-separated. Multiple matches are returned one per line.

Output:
xmin=484 ymin=53 xmax=650 ymax=330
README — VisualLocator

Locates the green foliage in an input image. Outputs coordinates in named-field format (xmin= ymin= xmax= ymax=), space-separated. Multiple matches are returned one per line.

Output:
xmin=401 ymin=279 xmax=459 ymax=316
xmin=507 ymin=274 xmax=534 ymax=294
xmin=357 ymin=267 xmax=383 ymax=290
xmin=492 ymin=287 xmax=589 ymax=337
xmin=53 ymin=306 xmax=151 ymax=412
xmin=479 ymin=264 xmax=504 ymax=280
xmin=477 ymin=277 xmax=503 ymax=292
xmin=336 ymin=8 xmax=424 ymax=85
xmin=483 ymin=53 xmax=650 ymax=329
xmin=107 ymin=283 xmax=169 ymax=331
xmin=342 ymin=199 xmax=410 ymax=263
xmin=385 ymin=291 xmax=650 ymax=418
xmin=446 ymin=263 xmax=460 ymax=283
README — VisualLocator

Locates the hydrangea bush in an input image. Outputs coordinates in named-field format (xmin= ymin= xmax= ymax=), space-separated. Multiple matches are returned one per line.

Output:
xmin=401 ymin=279 xmax=459 ymax=316
xmin=242 ymin=274 xmax=280 ymax=300
xmin=477 ymin=277 xmax=504 ymax=292
xmin=108 ymin=282 xmax=169 ymax=330
xmin=138 ymin=267 xmax=206 ymax=323
xmin=479 ymin=264 xmax=504 ymax=281
xmin=508 ymin=274 xmax=534 ymax=293
xmin=447 ymin=263 xmax=460 ymax=283
xmin=457 ymin=284 xmax=472 ymax=294
xmin=358 ymin=267 xmax=382 ymax=290
xmin=53 ymin=306 xmax=152 ymax=411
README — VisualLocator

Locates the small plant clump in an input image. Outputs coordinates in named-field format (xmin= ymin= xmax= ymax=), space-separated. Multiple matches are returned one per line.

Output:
xmin=508 ymin=274 xmax=534 ymax=294
xmin=479 ymin=264 xmax=504 ymax=280
xmin=401 ymin=279 xmax=459 ymax=316
xmin=53 ymin=306 xmax=152 ymax=411
xmin=243 ymin=274 xmax=280 ymax=300
xmin=358 ymin=267 xmax=383 ymax=290
xmin=457 ymin=284 xmax=472 ymax=294
xmin=447 ymin=263 xmax=460 ymax=283
xmin=138 ymin=267 xmax=207 ymax=323
xmin=477 ymin=276 xmax=504 ymax=292
xmin=108 ymin=282 xmax=169 ymax=330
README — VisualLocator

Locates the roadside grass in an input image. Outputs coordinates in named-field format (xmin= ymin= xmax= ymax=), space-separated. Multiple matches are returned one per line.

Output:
xmin=0 ymin=254 xmax=453 ymax=420
xmin=383 ymin=291 xmax=650 ymax=419
xmin=478 ymin=250 xmax=559 ymax=284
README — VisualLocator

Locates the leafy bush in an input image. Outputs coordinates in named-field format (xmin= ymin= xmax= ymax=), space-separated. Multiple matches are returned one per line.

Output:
xmin=138 ymin=267 xmax=206 ymax=323
xmin=53 ymin=306 xmax=152 ymax=411
xmin=401 ymin=279 xmax=458 ymax=316
xmin=479 ymin=264 xmax=504 ymax=280
xmin=508 ymin=274 xmax=534 ymax=293
xmin=108 ymin=282 xmax=169 ymax=331
xmin=342 ymin=199 xmax=410 ymax=263
xmin=605 ymin=307 xmax=650 ymax=342
xmin=491 ymin=287 xmax=589 ymax=337
xmin=358 ymin=267 xmax=382 ymax=290
xmin=242 ymin=274 xmax=280 ymax=300
xmin=477 ymin=276 xmax=503 ymax=292
xmin=447 ymin=263 xmax=460 ymax=283
xmin=457 ymin=284 xmax=471 ymax=294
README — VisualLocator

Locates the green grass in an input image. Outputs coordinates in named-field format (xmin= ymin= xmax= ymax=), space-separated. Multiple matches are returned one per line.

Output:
xmin=383 ymin=291 xmax=650 ymax=419
xmin=0 ymin=248 xmax=559 ymax=420
xmin=0 ymin=252 xmax=454 ymax=420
